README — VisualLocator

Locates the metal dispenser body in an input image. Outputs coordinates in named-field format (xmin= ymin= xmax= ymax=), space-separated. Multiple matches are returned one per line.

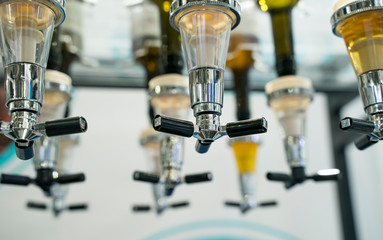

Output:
xmin=0 ymin=0 xmax=87 ymax=160
xmin=133 ymin=127 xmax=189 ymax=214
xmin=332 ymin=0 xmax=383 ymax=149
xmin=133 ymin=74 xmax=212 ymax=214
xmin=1 ymin=72 xmax=86 ymax=213
xmin=265 ymin=75 xmax=339 ymax=188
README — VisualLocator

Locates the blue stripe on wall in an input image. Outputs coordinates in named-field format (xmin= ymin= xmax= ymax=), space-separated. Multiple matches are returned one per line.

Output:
xmin=143 ymin=219 xmax=301 ymax=240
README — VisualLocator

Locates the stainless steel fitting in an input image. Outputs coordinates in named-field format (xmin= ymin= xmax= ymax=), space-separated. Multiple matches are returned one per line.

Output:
xmin=284 ymin=136 xmax=306 ymax=168
xmin=331 ymin=0 xmax=383 ymax=36
xmin=34 ymin=136 xmax=59 ymax=170
xmin=161 ymin=135 xmax=184 ymax=194
xmin=169 ymin=0 xmax=241 ymax=31
xmin=239 ymin=173 xmax=256 ymax=211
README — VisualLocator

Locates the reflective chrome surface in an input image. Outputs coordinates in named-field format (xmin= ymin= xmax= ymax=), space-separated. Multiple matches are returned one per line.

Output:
xmin=190 ymin=68 xmax=224 ymax=116
xmin=5 ymin=111 xmax=40 ymax=146
xmin=331 ymin=0 xmax=383 ymax=36
xmin=152 ymin=183 xmax=167 ymax=214
xmin=239 ymin=173 xmax=256 ymax=213
xmin=170 ymin=0 xmax=241 ymax=30
xmin=358 ymin=70 xmax=383 ymax=114
xmin=149 ymin=85 xmax=189 ymax=98
xmin=5 ymin=63 xmax=44 ymax=113
xmin=284 ymin=136 xmax=307 ymax=168
xmin=160 ymin=135 xmax=184 ymax=195
xmin=267 ymin=87 xmax=314 ymax=103
xmin=45 ymin=81 xmax=72 ymax=98
xmin=194 ymin=113 xmax=226 ymax=143
xmin=34 ymin=136 xmax=59 ymax=170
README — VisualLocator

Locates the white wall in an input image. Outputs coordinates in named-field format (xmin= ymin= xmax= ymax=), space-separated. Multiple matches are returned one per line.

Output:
xmin=341 ymin=97 xmax=383 ymax=240
xmin=0 ymin=88 xmax=341 ymax=240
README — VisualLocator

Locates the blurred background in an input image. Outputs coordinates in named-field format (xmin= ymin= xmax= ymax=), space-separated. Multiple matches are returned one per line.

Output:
xmin=0 ymin=0 xmax=381 ymax=239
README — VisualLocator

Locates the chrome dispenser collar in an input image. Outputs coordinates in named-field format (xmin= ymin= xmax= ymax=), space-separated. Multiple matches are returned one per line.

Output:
xmin=149 ymin=85 xmax=189 ymax=98
xmin=331 ymin=0 xmax=383 ymax=36
xmin=45 ymin=80 xmax=72 ymax=99
xmin=358 ymin=70 xmax=383 ymax=115
xmin=170 ymin=0 xmax=241 ymax=31
xmin=0 ymin=0 xmax=67 ymax=26
xmin=5 ymin=63 xmax=44 ymax=114
xmin=267 ymin=87 xmax=314 ymax=104
xmin=190 ymin=68 xmax=224 ymax=116
xmin=284 ymin=136 xmax=306 ymax=168
xmin=160 ymin=135 xmax=184 ymax=195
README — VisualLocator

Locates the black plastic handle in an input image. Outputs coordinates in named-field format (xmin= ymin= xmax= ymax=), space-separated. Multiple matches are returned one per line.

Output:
xmin=15 ymin=142 xmax=34 ymax=160
xmin=56 ymin=173 xmax=86 ymax=184
xmin=1 ymin=174 xmax=33 ymax=186
xmin=354 ymin=134 xmax=379 ymax=150
xmin=170 ymin=201 xmax=189 ymax=208
xmin=226 ymin=118 xmax=268 ymax=138
xmin=68 ymin=204 xmax=88 ymax=210
xmin=153 ymin=115 xmax=194 ymax=137
xmin=45 ymin=117 xmax=88 ymax=137
xmin=133 ymin=171 xmax=160 ymax=183
xmin=132 ymin=205 xmax=151 ymax=212
xmin=184 ymin=172 xmax=213 ymax=184
xmin=310 ymin=173 xmax=340 ymax=182
xmin=340 ymin=117 xmax=375 ymax=134
xmin=195 ymin=140 xmax=211 ymax=154
xmin=266 ymin=172 xmax=291 ymax=182
xmin=27 ymin=201 xmax=47 ymax=209
xmin=258 ymin=201 xmax=278 ymax=207
xmin=225 ymin=201 xmax=240 ymax=207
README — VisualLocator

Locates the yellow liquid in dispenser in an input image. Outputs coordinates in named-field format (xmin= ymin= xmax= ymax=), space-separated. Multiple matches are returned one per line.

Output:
xmin=339 ymin=10 xmax=383 ymax=76
xmin=232 ymin=142 xmax=258 ymax=174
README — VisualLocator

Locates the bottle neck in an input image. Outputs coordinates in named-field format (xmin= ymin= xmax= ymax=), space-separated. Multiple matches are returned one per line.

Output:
xmin=154 ymin=0 xmax=184 ymax=74
xmin=270 ymin=8 xmax=296 ymax=76
xmin=233 ymin=68 xmax=251 ymax=121
xmin=47 ymin=28 xmax=63 ymax=72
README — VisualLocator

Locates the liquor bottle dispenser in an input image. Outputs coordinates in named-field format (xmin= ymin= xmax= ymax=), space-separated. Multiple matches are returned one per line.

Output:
xmin=152 ymin=0 xmax=268 ymax=153
xmin=1 ymin=72 xmax=86 ymax=196
xmin=265 ymin=75 xmax=339 ymax=188
xmin=332 ymin=0 xmax=383 ymax=150
xmin=132 ymin=127 xmax=189 ymax=215
xmin=134 ymin=74 xmax=212 ymax=196
xmin=0 ymin=0 xmax=87 ymax=160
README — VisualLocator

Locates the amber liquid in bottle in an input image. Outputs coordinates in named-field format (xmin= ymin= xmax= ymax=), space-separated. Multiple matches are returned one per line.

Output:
xmin=257 ymin=0 xmax=298 ymax=76
xmin=338 ymin=10 xmax=383 ymax=76
xmin=231 ymin=141 xmax=258 ymax=174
